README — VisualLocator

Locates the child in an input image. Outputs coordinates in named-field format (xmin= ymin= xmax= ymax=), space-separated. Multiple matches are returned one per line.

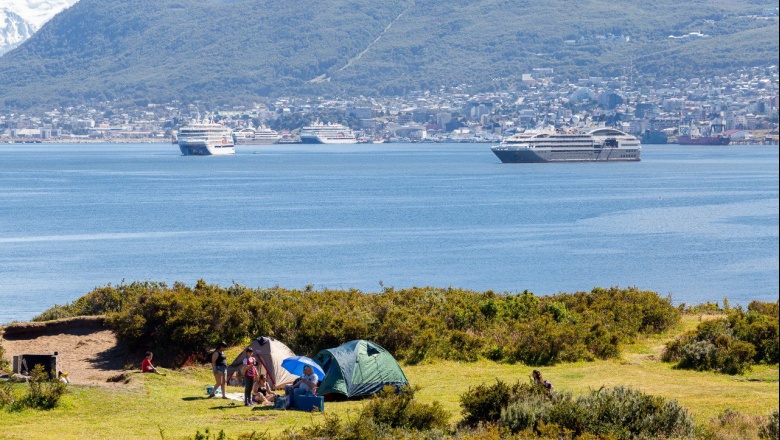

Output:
xmin=241 ymin=347 xmax=257 ymax=406
xmin=141 ymin=352 xmax=166 ymax=376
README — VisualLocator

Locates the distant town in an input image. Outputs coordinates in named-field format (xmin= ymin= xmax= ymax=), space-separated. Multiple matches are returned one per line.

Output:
xmin=2 ymin=66 xmax=778 ymax=145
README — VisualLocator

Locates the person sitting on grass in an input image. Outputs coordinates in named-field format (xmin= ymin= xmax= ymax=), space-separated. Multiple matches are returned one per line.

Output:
xmin=252 ymin=374 xmax=276 ymax=405
xmin=532 ymin=369 xmax=552 ymax=392
xmin=141 ymin=352 xmax=165 ymax=376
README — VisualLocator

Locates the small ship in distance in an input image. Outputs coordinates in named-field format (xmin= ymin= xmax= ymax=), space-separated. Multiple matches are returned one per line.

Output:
xmin=299 ymin=122 xmax=357 ymax=144
xmin=232 ymin=126 xmax=283 ymax=145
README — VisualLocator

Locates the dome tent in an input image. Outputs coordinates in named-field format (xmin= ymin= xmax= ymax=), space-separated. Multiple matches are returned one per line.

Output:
xmin=226 ymin=336 xmax=298 ymax=389
xmin=314 ymin=340 xmax=409 ymax=398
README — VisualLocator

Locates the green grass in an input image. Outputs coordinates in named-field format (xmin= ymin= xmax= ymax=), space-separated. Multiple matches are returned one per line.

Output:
xmin=1 ymin=317 xmax=777 ymax=440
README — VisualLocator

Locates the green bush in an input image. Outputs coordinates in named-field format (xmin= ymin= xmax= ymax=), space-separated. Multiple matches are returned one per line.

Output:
xmin=2 ymin=366 xmax=68 ymax=411
xmin=460 ymin=380 xmax=518 ymax=427
xmin=0 ymin=340 xmax=8 ymax=371
xmin=499 ymin=393 xmax=552 ymax=433
xmin=38 ymin=282 xmax=681 ymax=367
xmin=573 ymin=386 xmax=694 ymax=439
xmin=698 ymin=408 xmax=767 ymax=440
xmin=664 ymin=302 xmax=778 ymax=375
xmin=460 ymin=379 xmax=552 ymax=428
xmin=361 ymin=386 xmax=450 ymax=431
xmin=544 ymin=395 xmax=591 ymax=437
xmin=678 ymin=340 xmax=720 ymax=371
xmin=23 ymin=365 xmax=68 ymax=410
xmin=760 ymin=409 xmax=779 ymax=440
xmin=0 ymin=380 xmax=15 ymax=408
xmin=294 ymin=386 xmax=449 ymax=439
xmin=462 ymin=382 xmax=694 ymax=439
xmin=32 ymin=304 xmax=77 ymax=321
xmin=192 ymin=428 xmax=227 ymax=440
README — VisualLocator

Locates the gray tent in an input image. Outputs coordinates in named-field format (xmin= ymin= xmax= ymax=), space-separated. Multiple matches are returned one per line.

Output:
xmin=226 ymin=336 xmax=298 ymax=389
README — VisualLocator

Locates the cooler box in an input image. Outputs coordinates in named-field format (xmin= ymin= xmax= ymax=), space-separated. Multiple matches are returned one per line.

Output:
xmin=294 ymin=394 xmax=324 ymax=412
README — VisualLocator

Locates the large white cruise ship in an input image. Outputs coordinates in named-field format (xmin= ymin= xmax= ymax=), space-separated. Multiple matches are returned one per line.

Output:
xmin=299 ymin=122 xmax=357 ymax=144
xmin=491 ymin=128 xmax=640 ymax=163
xmin=232 ymin=126 xmax=282 ymax=145
xmin=177 ymin=123 xmax=235 ymax=156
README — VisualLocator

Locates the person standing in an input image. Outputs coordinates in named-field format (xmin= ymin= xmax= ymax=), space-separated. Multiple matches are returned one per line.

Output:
xmin=241 ymin=347 xmax=258 ymax=406
xmin=209 ymin=342 xmax=229 ymax=399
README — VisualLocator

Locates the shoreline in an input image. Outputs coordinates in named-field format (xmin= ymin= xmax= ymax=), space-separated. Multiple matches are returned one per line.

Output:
xmin=1 ymin=138 xmax=172 ymax=144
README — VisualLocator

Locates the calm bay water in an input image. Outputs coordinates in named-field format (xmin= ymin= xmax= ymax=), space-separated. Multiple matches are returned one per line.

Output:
xmin=0 ymin=142 xmax=777 ymax=323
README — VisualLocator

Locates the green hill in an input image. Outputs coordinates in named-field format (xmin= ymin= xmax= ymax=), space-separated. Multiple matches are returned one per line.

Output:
xmin=0 ymin=0 xmax=777 ymax=109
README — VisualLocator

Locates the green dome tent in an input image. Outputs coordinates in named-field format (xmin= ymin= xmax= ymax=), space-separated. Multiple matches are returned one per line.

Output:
xmin=314 ymin=340 xmax=409 ymax=398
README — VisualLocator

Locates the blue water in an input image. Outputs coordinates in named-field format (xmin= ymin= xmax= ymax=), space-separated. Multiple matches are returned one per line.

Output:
xmin=0 ymin=143 xmax=777 ymax=323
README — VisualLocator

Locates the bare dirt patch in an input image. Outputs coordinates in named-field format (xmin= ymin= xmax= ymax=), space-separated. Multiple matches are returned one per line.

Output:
xmin=1 ymin=317 xmax=129 ymax=388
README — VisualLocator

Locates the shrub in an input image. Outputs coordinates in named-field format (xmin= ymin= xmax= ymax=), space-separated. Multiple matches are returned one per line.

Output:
xmin=572 ymin=386 xmax=694 ymax=439
xmin=678 ymin=340 xmax=720 ymax=371
xmin=719 ymin=340 xmax=757 ymax=375
xmin=760 ymin=409 xmax=779 ymax=440
xmin=23 ymin=365 xmax=67 ymax=410
xmin=544 ymin=394 xmax=590 ymax=437
xmin=0 ymin=340 xmax=8 ymax=371
xmin=461 ymin=382 xmax=694 ymax=440
xmin=192 ymin=428 xmax=227 ymax=440
xmin=293 ymin=386 xmax=449 ymax=439
xmin=460 ymin=378 xmax=553 ymax=429
xmin=32 ymin=304 xmax=76 ymax=321
xmin=698 ymin=408 xmax=765 ymax=440
xmin=0 ymin=380 xmax=15 ymax=408
xmin=362 ymin=386 xmax=450 ymax=431
xmin=460 ymin=380 xmax=518 ymax=427
xmin=664 ymin=303 xmax=778 ymax=375
xmin=500 ymin=393 xmax=552 ymax=433
xmin=41 ymin=282 xmax=682 ymax=367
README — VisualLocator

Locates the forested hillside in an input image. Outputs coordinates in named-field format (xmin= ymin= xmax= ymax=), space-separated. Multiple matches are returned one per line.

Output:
xmin=0 ymin=0 xmax=777 ymax=108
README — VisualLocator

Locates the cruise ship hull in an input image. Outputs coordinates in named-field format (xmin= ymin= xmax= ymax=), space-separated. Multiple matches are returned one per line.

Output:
xmin=300 ymin=136 xmax=357 ymax=144
xmin=676 ymin=135 xmax=730 ymax=145
xmin=492 ymin=147 xmax=640 ymax=163
xmin=178 ymin=141 xmax=235 ymax=156
xmin=234 ymin=138 xmax=280 ymax=145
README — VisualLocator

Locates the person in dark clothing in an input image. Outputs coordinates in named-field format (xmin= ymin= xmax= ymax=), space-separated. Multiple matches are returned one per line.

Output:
xmin=532 ymin=369 xmax=553 ymax=392
xmin=252 ymin=374 xmax=276 ymax=405
xmin=209 ymin=341 xmax=229 ymax=399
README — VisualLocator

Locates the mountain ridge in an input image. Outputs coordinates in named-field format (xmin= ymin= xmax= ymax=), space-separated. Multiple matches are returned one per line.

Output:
xmin=2 ymin=0 xmax=81 ymax=28
xmin=0 ymin=8 xmax=37 ymax=56
xmin=0 ymin=0 xmax=777 ymax=109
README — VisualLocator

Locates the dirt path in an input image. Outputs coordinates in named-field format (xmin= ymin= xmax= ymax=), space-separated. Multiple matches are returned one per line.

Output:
xmin=1 ymin=317 xmax=128 ymax=387
xmin=308 ymin=1 xmax=416 ymax=83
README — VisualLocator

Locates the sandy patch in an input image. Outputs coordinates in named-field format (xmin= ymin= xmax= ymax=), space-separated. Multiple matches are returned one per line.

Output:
xmin=1 ymin=318 xmax=128 ymax=387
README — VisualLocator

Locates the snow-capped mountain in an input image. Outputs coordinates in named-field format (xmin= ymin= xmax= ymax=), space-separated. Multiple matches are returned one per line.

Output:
xmin=3 ymin=0 xmax=80 ymax=28
xmin=0 ymin=8 xmax=37 ymax=56
xmin=0 ymin=0 xmax=79 ymax=55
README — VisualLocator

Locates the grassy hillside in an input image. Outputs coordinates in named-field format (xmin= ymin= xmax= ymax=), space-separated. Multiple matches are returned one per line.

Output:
xmin=0 ymin=0 xmax=777 ymax=108
xmin=0 ymin=316 xmax=777 ymax=439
